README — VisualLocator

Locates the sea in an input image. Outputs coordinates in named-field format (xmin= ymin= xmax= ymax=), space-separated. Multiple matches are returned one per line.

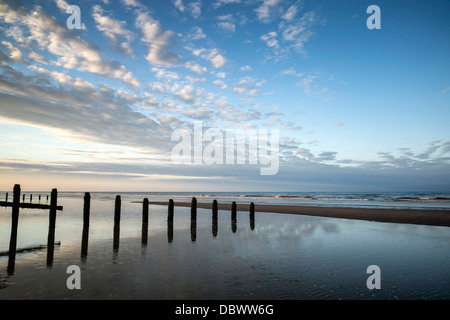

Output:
xmin=0 ymin=190 xmax=449 ymax=301
xmin=11 ymin=190 xmax=447 ymax=210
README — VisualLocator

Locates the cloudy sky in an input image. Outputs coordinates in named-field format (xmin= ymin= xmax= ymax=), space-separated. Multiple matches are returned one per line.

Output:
xmin=0 ymin=0 xmax=449 ymax=192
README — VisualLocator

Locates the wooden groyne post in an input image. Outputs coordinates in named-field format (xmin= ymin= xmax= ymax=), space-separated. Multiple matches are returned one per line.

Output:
xmin=231 ymin=201 xmax=237 ymax=233
xmin=8 ymin=184 xmax=21 ymax=274
xmin=212 ymin=200 xmax=218 ymax=237
xmin=46 ymin=188 xmax=59 ymax=267
xmin=113 ymin=195 xmax=121 ymax=250
xmin=168 ymin=199 xmax=174 ymax=242
xmin=250 ymin=202 xmax=255 ymax=230
xmin=0 ymin=184 xmax=63 ymax=274
xmin=142 ymin=198 xmax=149 ymax=245
xmin=81 ymin=192 xmax=90 ymax=260
xmin=191 ymin=197 xmax=197 ymax=242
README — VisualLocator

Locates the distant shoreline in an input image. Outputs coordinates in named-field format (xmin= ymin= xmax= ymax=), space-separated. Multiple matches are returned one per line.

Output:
xmin=148 ymin=201 xmax=450 ymax=228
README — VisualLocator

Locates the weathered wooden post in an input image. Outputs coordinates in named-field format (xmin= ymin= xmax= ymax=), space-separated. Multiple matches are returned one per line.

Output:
xmin=83 ymin=192 xmax=91 ymax=228
xmin=39 ymin=194 xmax=41 ymax=201
xmin=113 ymin=195 xmax=121 ymax=250
xmin=81 ymin=192 xmax=91 ymax=260
xmin=46 ymin=188 xmax=58 ymax=267
xmin=7 ymin=184 xmax=20 ymax=275
xmin=250 ymin=202 xmax=255 ymax=230
xmin=231 ymin=201 xmax=237 ymax=233
xmin=191 ymin=197 xmax=197 ymax=242
xmin=30 ymin=194 xmax=32 ymax=202
xmin=5 ymin=192 xmax=8 ymax=201
xmin=142 ymin=198 xmax=149 ymax=245
xmin=212 ymin=200 xmax=218 ymax=237
xmin=22 ymin=194 xmax=25 ymax=202
xmin=168 ymin=199 xmax=174 ymax=243
xmin=191 ymin=197 xmax=197 ymax=218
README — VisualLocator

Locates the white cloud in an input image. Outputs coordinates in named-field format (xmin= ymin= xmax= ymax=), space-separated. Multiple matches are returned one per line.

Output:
xmin=0 ymin=41 xmax=26 ymax=64
xmin=240 ymin=65 xmax=252 ymax=71
xmin=218 ymin=21 xmax=235 ymax=32
xmin=260 ymin=31 xmax=279 ymax=48
xmin=213 ymin=79 xmax=227 ymax=89
xmin=185 ymin=27 xmax=206 ymax=41
xmin=185 ymin=62 xmax=207 ymax=75
xmin=135 ymin=11 xmax=181 ymax=67
xmin=92 ymin=5 xmax=133 ymax=41
xmin=175 ymin=0 xmax=201 ymax=18
xmin=213 ymin=0 xmax=241 ymax=9
xmin=282 ymin=3 xmax=299 ymax=21
xmin=255 ymin=0 xmax=282 ymax=22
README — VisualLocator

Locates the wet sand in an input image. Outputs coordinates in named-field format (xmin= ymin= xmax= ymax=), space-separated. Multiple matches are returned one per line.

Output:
xmin=149 ymin=201 xmax=450 ymax=227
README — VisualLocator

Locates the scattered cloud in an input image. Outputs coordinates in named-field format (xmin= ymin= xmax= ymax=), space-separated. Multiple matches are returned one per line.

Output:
xmin=135 ymin=10 xmax=181 ymax=67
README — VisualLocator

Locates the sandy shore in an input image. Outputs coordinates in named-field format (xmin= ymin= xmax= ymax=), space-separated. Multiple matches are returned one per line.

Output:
xmin=148 ymin=201 xmax=450 ymax=227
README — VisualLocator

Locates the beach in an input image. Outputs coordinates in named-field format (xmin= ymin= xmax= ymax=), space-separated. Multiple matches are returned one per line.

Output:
xmin=149 ymin=201 xmax=450 ymax=227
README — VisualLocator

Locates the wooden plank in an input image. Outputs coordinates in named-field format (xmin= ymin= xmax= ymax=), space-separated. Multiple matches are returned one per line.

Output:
xmin=0 ymin=201 xmax=62 ymax=210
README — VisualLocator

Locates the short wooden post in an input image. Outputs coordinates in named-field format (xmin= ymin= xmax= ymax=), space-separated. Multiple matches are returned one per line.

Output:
xmin=142 ymin=198 xmax=149 ymax=245
xmin=39 ymin=194 xmax=41 ymax=201
xmin=250 ymin=202 xmax=255 ymax=230
xmin=7 ymin=184 xmax=20 ymax=275
xmin=113 ymin=195 xmax=121 ymax=250
xmin=22 ymin=194 xmax=25 ymax=202
xmin=231 ymin=201 xmax=237 ymax=233
xmin=46 ymin=188 xmax=58 ymax=267
xmin=5 ymin=192 xmax=8 ymax=201
xmin=30 ymin=194 xmax=32 ymax=202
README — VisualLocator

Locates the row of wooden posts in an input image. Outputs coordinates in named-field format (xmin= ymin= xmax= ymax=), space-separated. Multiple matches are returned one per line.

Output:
xmin=0 ymin=185 xmax=63 ymax=275
xmin=4 ymin=192 xmax=49 ymax=203
xmin=82 ymin=193 xmax=256 ymax=252
xmin=1 ymin=185 xmax=256 ymax=274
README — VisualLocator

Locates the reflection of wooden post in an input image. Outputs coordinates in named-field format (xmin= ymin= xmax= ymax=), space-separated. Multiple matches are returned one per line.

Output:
xmin=191 ymin=197 xmax=197 ymax=242
xmin=250 ymin=202 xmax=255 ymax=231
xmin=231 ymin=201 xmax=237 ymax=233
xmin=142 ymin=198 xmax=149 ymax=245
xmin=212 ymin=200 xmax=218 ymax=237
xmin=7 ymin=184 xmax=20 ymax=275
xmin=47 ymin=188 xmax=58 ymax=267
xmin=113 ymin=195 xmax=121 ymax=250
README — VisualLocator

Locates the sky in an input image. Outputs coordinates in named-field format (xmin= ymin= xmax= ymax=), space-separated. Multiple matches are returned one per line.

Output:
xmin=0 ymin=0 xmax=449 ymax=192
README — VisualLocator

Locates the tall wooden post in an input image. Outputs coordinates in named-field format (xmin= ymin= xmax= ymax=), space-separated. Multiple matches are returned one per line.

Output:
xmin=191 ymin=197 xmax=197 ymax=242
xmin=142 ymin=198 xmax=149 ymax=245
xmin=168 ymin=199 xmax=174 ymax=243
xmin=113 ymin=195 xmax=121 ymax=250
xmin=46 ymin=188 xmax=58 ymax=267
xmin=212 ymin=200 xmax=218 ymax=237
xmin=83 ymin=192 xmax=91 ymax=228
xmin=250 ymin=202 xmax=255 ymax=230
xmin=231 ymin=201 xmax=237 ymax=233
xmin=81 ymin=192 xmax=91 ymax=261
xmin=7 ymin=184 xmax=21 ymax=275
